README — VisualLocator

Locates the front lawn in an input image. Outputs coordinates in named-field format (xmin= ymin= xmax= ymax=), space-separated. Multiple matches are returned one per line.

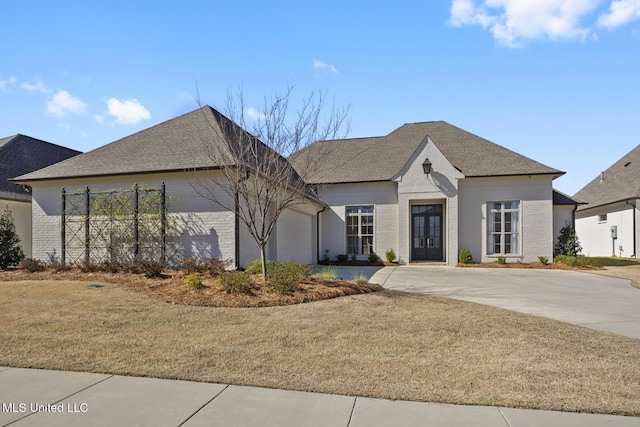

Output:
xmin=0 ymin=272 xmax=639 ymax=416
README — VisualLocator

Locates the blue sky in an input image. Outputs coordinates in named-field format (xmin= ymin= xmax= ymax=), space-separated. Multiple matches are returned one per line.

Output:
xmin=1 ymin=0 xmax=639 ymax=196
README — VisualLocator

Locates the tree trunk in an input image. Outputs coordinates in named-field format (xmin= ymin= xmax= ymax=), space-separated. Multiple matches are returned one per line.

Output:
xmin=259 ymin=243 xmax=267 ymax=281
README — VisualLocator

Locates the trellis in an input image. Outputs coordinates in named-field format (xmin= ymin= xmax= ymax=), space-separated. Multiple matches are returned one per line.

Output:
xmin=61 ymin=184 xmax=167 ymax=267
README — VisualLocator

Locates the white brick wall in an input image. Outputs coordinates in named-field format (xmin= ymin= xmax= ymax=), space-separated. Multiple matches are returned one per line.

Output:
xmin=458 ymin=175 xmax=554 ymax=263
xmin=396 ymin=137 xmax=461 ymax=265
xmin=317 ymin=182 xmax=398 ymax=261
xmin=30 ymin=171 xmax=237 ymax=266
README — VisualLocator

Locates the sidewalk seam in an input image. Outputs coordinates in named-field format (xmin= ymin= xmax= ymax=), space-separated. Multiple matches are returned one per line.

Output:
xmin=498 ymin=407 xmax=512 ymax=427
xmin=345 ymin=396 xmax=358 ymax=427
xmin=177 ymin=384 xmax=229 ymax=427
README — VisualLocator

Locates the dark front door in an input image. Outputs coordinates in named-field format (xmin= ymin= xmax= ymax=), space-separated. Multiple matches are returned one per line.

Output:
xmin=411 ymin=205 xmax=443 ymax=261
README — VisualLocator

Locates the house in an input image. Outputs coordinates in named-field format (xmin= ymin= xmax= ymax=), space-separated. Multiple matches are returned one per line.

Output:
xmin=293 ymin=122 xmax=574 ymax=265
xmin=14 ymin=106 xmax=573 ymax=267
xmin=0 ymin=134 xmax=80 ymax=257
xmin=573 ymin=144 xmax=640 ymax=257
xmin=12 ymin=107 xmax=323 ymax=268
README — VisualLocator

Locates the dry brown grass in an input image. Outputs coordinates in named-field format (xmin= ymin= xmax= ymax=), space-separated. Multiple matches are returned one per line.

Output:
xmin=0 ymin=272 xmax=639 ymax=416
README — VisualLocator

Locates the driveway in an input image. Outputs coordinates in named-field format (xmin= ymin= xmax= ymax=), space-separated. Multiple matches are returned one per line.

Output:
xmin=362 ymin=266 xmax=640 ymax=339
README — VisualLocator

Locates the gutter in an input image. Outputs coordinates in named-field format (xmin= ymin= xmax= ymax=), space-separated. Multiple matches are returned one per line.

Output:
xmin=316 ymin=206 xmax=327 ymax=263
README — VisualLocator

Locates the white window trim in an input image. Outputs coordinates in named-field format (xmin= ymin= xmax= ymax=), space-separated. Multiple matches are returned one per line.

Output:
xmin=345 ymin=205 xmax=375 ymax=256
xmin=487 ymin=201 xmax=521 ymax=256
xmin=598 ymin=214 xmax=607 ymax=223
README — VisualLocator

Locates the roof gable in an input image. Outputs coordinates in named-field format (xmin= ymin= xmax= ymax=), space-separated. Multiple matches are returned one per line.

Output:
xmin=574 ymin=144 xmax=640 ymax=210
xmin=0 ymin=135 xmax=81 ymax=200
xmin=292 ymin=121 xmax=563 ymax=184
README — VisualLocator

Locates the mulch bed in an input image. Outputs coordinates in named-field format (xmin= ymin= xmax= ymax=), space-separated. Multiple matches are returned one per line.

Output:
xmin=0 ymin=268 xmax=384 ymax=308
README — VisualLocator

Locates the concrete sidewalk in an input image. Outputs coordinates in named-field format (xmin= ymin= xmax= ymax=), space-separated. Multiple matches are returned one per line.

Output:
xmin=1 ymin=367 xmax=638 ymax=426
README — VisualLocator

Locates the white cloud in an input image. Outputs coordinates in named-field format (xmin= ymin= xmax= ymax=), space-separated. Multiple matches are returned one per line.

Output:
xmin=46 ymin=90 xmax=87 ymax=117
xmin=21 ymin=79 xmax=51 ymax=93
xmin=246 ymin=107 xmax=270 ymax=121
xmin=449 ymin=0 xmax=599 ymax=47
xmin=0 ymin=76 xmax=17 ymax=91
xmin=312 ymin=59 xmax=339 ymax=74
xmin=598 ymin=0 xmax=640 ymax=27
xmin=104 ymin=98 xmax=150 ymax=125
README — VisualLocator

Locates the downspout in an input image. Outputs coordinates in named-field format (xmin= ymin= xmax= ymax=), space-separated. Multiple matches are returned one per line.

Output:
xmin=316 ymin=206 xmax=326 ymax=264
xmin=625 ymin=199 xmax=636 ymax=257
xmin=235 ymin=191 xmax=240 ymax=269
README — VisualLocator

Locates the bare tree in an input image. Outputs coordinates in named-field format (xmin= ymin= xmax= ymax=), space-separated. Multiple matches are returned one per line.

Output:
xmin=192 ymin=86 xmax=349 ymax=278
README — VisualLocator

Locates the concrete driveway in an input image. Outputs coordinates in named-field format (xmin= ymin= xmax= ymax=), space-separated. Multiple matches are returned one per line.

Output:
xmin=360 ymin=266 xmax=640 ymax=339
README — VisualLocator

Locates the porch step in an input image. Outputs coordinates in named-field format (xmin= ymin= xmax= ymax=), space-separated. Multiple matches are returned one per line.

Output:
xmin=407 ymin=262 xmax=448 ymax=266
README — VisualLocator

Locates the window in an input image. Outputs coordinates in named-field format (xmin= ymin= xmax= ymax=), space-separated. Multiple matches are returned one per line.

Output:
xmin=346 ymin=206 xmax=374 ymax=255
xmin=598 ymin=214 xmax=607 ymax=223
xmin=487 ymin=202 xmax=520 ymax=255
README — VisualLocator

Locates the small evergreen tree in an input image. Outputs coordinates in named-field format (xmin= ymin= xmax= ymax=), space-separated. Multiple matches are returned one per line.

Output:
xmin=555 ymin=225 xmax=582 ymax=256
xmin=0 ymin=206 xmax=25 ymax=270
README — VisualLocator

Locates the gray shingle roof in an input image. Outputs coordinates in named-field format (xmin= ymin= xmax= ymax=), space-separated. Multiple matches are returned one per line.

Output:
xmin=291 ymin=121 xmax=563 ymax=184
xmin=13 ymin=106 xmax=241 ymax=182
xmin=574 ymin=144 xmax=640 ymax=211
xmin=1 ymin=135 xmax=81 ymax=200
xmin=553 ymin=189 xmax=583 ymax=206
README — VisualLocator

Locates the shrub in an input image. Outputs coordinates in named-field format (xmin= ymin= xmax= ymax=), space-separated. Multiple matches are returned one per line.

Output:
xmin=184 ymin=272 xmax=204 ymax=290
xmin=0 ymin=206 xmax=24 ymax=270
xmin=555 ymin=225 xmax=582 ymax=256
xmin=246 ymin=259 xmax=312 ymax=277
xmin=220 ymin=271 xmax=253 ymax=293
xmin=20 ymin=258 xmax=47 ymax=272
xmin=205 ymin=257 xmax=233 ymax=276
xmin=315 ymin=266 xmax=338 ymax=282
xmin=268 ymin=269 xmax=300 ymax=293
xmin=352 ymin=272 xmax=368 ymax=285
xmin=323 ymin=250 xmax=330 ymax=262
xmin=538 ymin=256 xmax=549 ymax=265
xmin=458 ymin=248 xmax=473 ymax=264
xmin=123 ymin=256 xmax=166 ymax=278
xmin=368 ymin=252 xmax=381 ymax=263
xmin=180 ymin=257 xmax=206 ymax=274
xmin=497 ymin=256 xmax=507 ymax=264
xmin=336 ymin=254 xmax=349 ymax=262
xmin=46 ymin=250 xmax=68 ymax=271
xmin=350 ymin=254 xmax=357 ymax=262
xmin=385 ymin=249 xmax=396 ymax=263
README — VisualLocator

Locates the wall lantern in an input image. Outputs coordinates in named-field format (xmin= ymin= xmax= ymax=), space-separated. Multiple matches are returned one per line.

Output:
xmin=422 ymin=158 xmax=432 ymax=174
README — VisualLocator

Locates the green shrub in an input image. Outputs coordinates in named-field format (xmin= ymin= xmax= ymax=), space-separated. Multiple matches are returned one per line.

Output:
xmin=458 ymin=248 xmax=473 ymax=264
xmin=268 ymin=269 xmax=300 ymax=293
xmin=368 ymin=252 xmax=381 ymax=263
xmin=184 ymin=272 xmax=204 ymax=290
xmin=538 ymin=256 xmax=549 ymax=265
xmin=246 ymin=259 xmax=312 ymax=277
xmin=555 ymin=225 xmax=582 ymax=256
xmin=497 ymin=256 xmax=507 ymax=264
xmin=385 ymin=249 xmax=396 ymax=263
xmin=220 ymin=271 xmax=253 ymax=293
xmin=0 ymin=206 xmax=24 ymax=270
xmin=352 ymin=272 xmax=368 ymax=285
xmin=350 ymin=254 xmax=357 ymax=262
xmin=336 ymin=254 xmax=349 ymax=262
xmin=19 ymin=258 xmax=47 ymax=272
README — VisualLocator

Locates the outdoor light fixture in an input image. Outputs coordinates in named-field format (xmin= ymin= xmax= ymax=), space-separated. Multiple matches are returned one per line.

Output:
xmin=422 ymin=158 xmax=432 ymax=174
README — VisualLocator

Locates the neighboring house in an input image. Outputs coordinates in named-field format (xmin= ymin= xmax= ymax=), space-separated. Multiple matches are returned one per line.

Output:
xmin=294 ymin=122 xmax=572 ymax=265
xmin=13 ymin=107 xmax=322 ymax=268
xmin=573 ymin=144 xmax=640 ymax=257
xmin=14 ymin=106 xmax=572 ymax=267
xmin=0 ymin=134 xmax=80 ymax=258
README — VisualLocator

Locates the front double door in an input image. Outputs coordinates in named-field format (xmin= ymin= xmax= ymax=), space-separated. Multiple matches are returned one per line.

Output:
xmin=411 ymin=204 xmax=443 ymax=261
